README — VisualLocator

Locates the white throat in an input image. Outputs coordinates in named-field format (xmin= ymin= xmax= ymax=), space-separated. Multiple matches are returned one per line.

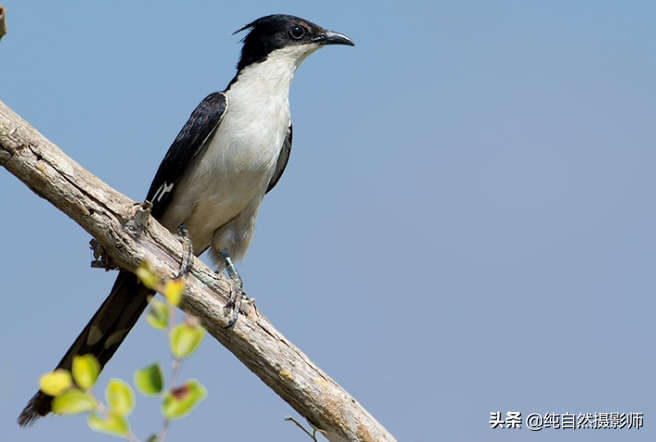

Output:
xmin=228 ymin=44 xmax=321 ymax=103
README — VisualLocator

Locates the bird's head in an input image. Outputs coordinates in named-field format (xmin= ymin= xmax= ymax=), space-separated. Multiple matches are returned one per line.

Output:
xmin=235 ymin=14 xmax=354 ymax=72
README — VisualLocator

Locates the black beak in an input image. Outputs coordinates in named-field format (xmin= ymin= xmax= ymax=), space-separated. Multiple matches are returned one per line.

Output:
xmin=316 ymin=30 xmax=355 ymax=46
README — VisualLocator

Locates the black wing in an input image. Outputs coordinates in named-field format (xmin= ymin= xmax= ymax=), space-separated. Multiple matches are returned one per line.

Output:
xmin=147 ymin=92 xmax=227 ymax=219
xmin=266 ymin=124 xmax=293 ymax=193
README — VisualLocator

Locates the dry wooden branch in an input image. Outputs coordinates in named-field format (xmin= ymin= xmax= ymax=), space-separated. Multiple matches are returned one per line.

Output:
xmin=0 ymin=6 xmax=6 ymax=41
xmin=0 ymin=99 xmax=397 ymax=442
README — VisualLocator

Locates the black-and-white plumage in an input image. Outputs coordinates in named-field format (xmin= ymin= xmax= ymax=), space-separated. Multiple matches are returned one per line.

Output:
xmin=148 ymin=92 xmax=228 ymax=216
xmin=18 ymin=14 xmax=353 ymax=426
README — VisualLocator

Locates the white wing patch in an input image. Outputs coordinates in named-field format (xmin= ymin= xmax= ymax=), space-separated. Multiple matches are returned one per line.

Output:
xmin=153 ymin=182 xmax=174 ymax=202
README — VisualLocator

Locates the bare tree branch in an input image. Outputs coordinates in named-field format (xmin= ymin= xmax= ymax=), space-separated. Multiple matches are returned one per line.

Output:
xmin=0 ymin=99 xmax=397 ymax=442
xmin=0 ymin=6 xmax=6 ymax=42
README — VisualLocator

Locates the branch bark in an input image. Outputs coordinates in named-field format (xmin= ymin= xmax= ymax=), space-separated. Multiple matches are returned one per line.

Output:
xmin=0 ymin=6 xmax=6 ymax=42
xmin=0 ymin=99 xmax=397 ymax=442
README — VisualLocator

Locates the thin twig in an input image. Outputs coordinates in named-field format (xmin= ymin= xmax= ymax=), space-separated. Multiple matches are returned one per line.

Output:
xmin=157 ymin=418 xmax=172 ymax=442
xmin=156 ymin=356 xmax=182 ymax=442
xmin=169 ymin=358 xmax=182 ymax=388
xmin=286 ymin=417 xmax=321 ymax=442
xmin=156 ymin=302 xmax=183 ymax=442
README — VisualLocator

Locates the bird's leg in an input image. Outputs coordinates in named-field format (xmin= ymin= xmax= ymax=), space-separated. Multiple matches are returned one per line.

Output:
xmin=220 ymin=249 xmax=243 ymax=328
xmin=175 ymin=223 xmax=194 ymax=278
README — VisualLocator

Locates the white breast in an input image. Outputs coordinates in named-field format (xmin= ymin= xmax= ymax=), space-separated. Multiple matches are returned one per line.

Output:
xmin=160 ymin=45 xmax=315 ymax=259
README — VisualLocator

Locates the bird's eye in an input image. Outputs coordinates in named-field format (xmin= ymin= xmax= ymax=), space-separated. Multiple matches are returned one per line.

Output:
xmin=289 ymin=26 xmax=305 ymax=40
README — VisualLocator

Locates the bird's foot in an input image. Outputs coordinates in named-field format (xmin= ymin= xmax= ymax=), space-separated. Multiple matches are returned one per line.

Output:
xmin=89 ymin=238 xmax=119 ymax=271
xmin=225 ymin=277 xmax=243 ymax=328
xmin=220 ymin=249 xmax=245 ymax=328
xmin=175 ymin=223 xmax=194 ymax=278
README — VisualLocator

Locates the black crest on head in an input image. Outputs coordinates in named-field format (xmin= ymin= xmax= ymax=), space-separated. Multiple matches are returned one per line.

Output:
xmin=234 ymin=14 xmax=324 ymax=71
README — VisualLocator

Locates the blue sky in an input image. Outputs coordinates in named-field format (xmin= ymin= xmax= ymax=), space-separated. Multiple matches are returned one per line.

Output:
xmin=2 ymin=1 xmax=656 ymax=441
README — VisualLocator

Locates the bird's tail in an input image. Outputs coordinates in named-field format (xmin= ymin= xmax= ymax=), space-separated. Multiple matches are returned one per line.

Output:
xmin=17 ymin=271 xmax=154 ymax=427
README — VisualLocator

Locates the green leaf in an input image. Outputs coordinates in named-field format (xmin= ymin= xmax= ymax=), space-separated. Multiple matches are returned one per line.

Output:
xmin=52 ymin=389 xmax=96 ymax=415
xmin=163 ymin=279 xmax=184 ymax=306
xmin=72 ymin=354 xmax=101 ymax=390
xmin=170 ymin=323 xmax=204 ymax=359
xmin=146 ymin=300 xmax=169 ymax=330
xmin=39 ymin=369 xmax=72 ymax=396
xmin=136 ymin=262 xmax=160 ymax=290
xmin=105 ymin=379 xmax=134 ymax=416
xmin=88 ymin=411 xmax=130 ymax=437
xmin=161 ymin=379 xmax=207 ymax=420
xmin=134 ymin=363 xmax=164 ymax=396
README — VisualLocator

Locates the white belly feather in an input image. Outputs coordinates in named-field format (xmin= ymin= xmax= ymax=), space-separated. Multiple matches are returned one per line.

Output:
xmin=159 ymin=48 xmax=302 ymax=266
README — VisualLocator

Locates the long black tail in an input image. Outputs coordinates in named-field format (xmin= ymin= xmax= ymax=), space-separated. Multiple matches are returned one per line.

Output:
xmin=18 ymin=271 xmax=154 ymax=426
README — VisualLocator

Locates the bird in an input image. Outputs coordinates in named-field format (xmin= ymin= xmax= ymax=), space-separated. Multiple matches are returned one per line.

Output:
xmin=18 ymin=14 xmax=353 ymax=426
